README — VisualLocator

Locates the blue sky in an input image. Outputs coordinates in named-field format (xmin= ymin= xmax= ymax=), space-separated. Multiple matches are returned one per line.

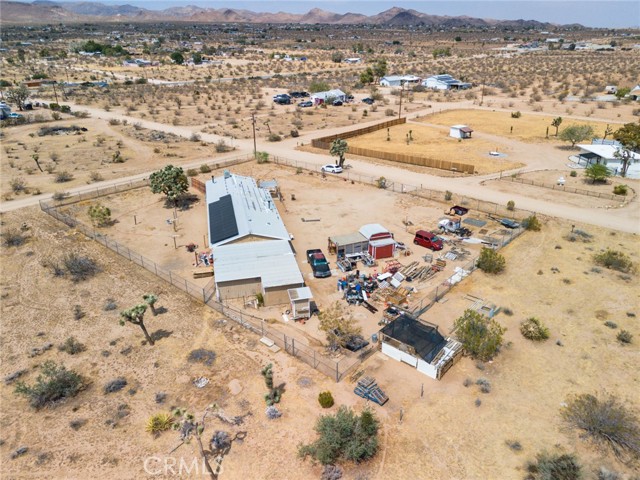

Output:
xmin=58 ymin=1 xmax=640 ymax=28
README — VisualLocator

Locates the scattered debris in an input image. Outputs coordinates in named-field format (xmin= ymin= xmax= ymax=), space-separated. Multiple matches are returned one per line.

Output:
xmin=265 ymin=405 xmax=282 ymax=420
xmin=104 ymin=378 xmax=127 ymax=394
xmin=193 ymin=377 xmax=209 ymax=388
xmin=28 ymin=343 xmax=53 ymax=357
xmin=11 ymin=447 xmax=28 ymax=459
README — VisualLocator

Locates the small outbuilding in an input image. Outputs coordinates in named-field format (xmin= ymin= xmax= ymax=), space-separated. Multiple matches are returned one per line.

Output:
xmin=287 ymin=287 xmax=313 ymax=321
xmin=379 ymin=314 xmax=463 ymax=380
xmin=328 ymin=232 xmax=369 ymax=258
xmin=359 ymin=224 xmax=395 ymax=260
xmin=379 ymin=75 xmax=421 ymax=87
xmin=310 ymin=89 xmax=346 ymax=105
xmin=449 ymin=125 xmax=473 ymax=139
xmin=422 ymin=74 xmax=471 ymax=90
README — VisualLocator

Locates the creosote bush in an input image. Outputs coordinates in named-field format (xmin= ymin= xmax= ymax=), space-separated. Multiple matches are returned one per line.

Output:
xmin=476 ymin=247 xmax=506 ymax=274
xmin=593 ymin=249 xmax=634 ymax=273
xmin=318 ymin=391 xmax=335 ymax=409
xmin=617 ymin=330 xmax=632 ymax=344
xmin=520 ymin=318 xmax=550 ymax=341
xmin=61 ymin=253 xmax=101 ymax=282
xmin=525 ymin=451 xmax=581 ymax=480
xmin=562 ymin=393 xmax=640 ymax=462
xmin=14 ymin=361 xmax=84 ymax=409
xmin=299 ymin=406 xmax=379 ymax=465
xmin=58 ymin=337 xmax=87 ymax=355
xmin=524 ymin=215 xmax=541 ymax=231
xmin=1 ymin=228 xmax=28 ymax=247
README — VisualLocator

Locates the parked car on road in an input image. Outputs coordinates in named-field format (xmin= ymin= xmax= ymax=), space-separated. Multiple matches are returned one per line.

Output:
xmin=8 ymin=113 xmax=24 ymax=119
xmin=298 ymin=100 xmax=313 ymax=108
xmin=290 ymin=91 xmax=310 ymax=98
xmin=321 ymin=164 xmax=343 ymax=174
xmin=413 ymin=230 xmax=444 ymax=251
xmin=306 ymin=249 xmax=332 ymax=278
xmin=362 ymin=97 xmax=375 ymax=105
xmin=274 ymin=97 xmax=291 ymax=105
xmin=332 ymin=100 xmax=343 ymax=106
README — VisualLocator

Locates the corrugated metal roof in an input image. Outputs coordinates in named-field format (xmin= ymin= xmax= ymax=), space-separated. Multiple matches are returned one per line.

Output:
xmin=578 ymin=144 xmax=640 ymax=160
xmin=359 ymin=223 xmax=389 ymax=239
xmin=206 ymin=173 xmax=290 ymax=247
xmin=370 ymin=238 xmax=396 ymax=247
xmin=288 ymin=287 xmax=313 ymax=301
xmin=310 ymin=89 xmax=346 ymax=101
xmin=213 ymin=240 xmax=303 ymax=288
xmin=330 ymin=232 xmax=367 ymax=246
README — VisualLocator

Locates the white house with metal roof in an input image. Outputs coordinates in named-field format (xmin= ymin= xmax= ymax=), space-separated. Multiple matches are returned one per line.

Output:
xmin=379 ymin=75 xmax=421 ymax=87
xmin=310 ymin=89 xmax=346 ymax=105
xmin=206 ymin=172 xmax=304 ymax=306
xmin=422 ymin=74 xmax=471 ymax=90
xmin=206 ymin=171 xmax=290 ymax=248
xmin=576 ymin=144 xmax=640 ymax=179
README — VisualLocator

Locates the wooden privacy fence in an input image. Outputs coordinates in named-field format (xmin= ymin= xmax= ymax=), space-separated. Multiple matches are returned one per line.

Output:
xmin=311 ymin=117 xmax=475 ymax=174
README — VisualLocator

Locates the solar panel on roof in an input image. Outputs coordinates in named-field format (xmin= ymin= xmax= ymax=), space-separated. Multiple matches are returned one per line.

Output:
xmin=209 ymin=194 xmax=239 ymax=244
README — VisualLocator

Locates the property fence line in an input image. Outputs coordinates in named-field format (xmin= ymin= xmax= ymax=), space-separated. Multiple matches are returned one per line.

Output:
xmin=497 ymin=175 xmax=634 ymax=203
xmin=310 ymin=117 xmax=475 ymax=174
xmin=38 ymin=150 xmax=527 ymax=381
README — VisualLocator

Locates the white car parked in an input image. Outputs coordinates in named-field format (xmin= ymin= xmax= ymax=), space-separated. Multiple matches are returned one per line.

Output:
xmin=321 ymin=164 xmax=343 ymax=174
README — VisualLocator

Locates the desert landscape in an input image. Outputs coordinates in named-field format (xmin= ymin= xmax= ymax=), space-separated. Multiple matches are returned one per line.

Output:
xmin=1 ymin=3 xmax=639 ymax=480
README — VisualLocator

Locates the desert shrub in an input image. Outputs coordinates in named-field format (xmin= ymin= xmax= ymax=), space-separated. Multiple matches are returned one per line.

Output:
xmin=384 ymin=108 xmax=395 ymax=116
xmin=104 ymin=298 xmax=118 ymax=311
xmin=69 ymin=419 xmax=87 ymax=430
xmin=604 ymin=321 xmax=617 ymax=329
xmin=523 ymin=215 xmax=541 ymax=231
xmin=506 ymin=439 xmax=523 ymax=451
xmin=186 ymin=168 xmax=198 ymax=177
xmin=321 ymin=464 xmax=343 ymax=480
xmin=290 ymin=129 xmax=299 ymax=138
xmin=570 ymin=170 xmax=577 ymax=177
xmin=597 ymin=467 xmax=621 ymax=480
xmin=256 ymin=151 xmax=269 ymax=164
xmin=593 ymin=249 xmax=634 ymax=273
xmin=526 ymin=451 xmax=581 ymax=480
xmin=62 ymin=253 xmax=100 ymax=282
xmin=299 ymin=406 xmax=379 ymax=465
xmin=14 ymin=361 xmax=84 ymax=409
xmin=90 ymin=171 xmax=104 ymax=182
xmin=55 ymin=171 xmax=74 ymax=183
xmin=189 ymin=132 xmax=201 ymax=142
xmin=52 ymin=191 xmax=69 ymax=201
xmin=613 ymin=185 xmax=628 ymax=196
xmin=617 ymin=330 xmax=632 ymax=344
xmin=454 ymin=309 xmax=506 ymax=361
xmin=520 ymin=318 xmax=550 ymax=341
xmin=58 ymin=337 xmax=86 ymax=355
xmin=215 ymin=139 xmax=230 ymax=152
xmin=104 ymin=378 xmax=127 ymax=394
xmin=476 ymin=378 xmax=492 ymax=393
xmin=562 ymin=393 xmax=640 ymax=461
xmin=88 ymin=204 xmax=111 ymax=227
xmin=376 ymin=176 xmax=387 ymax=189
xmin=145 ymin=412 xmax=173 ymax=434
xmin=268 ymin=133 xmax=282 ymax=142
xmin=10 ymin=177 xmax=27 ymax=193
xmin=511 ymin=111 xmax=522 ymax=118
xmin=73 ymin=304 xmax=85 ymax=320
xmin=506 ymin=200 xmax=515 ymax=211
xmin=2 ymin=228 xmax=27 ymax=247
xmin=108 ymin=118 xmax=121 ymax=126
xmin=318 ymin=391 xmax=335 ymax=408
xmin=476 ymin=248 xmax=506 ymax=274
xmin=199 ymin=164 xmax=211 ymax=173
xmin=187 ymin=349 xmax=216 ymax=366
xmin=444 ymin=190 xmax=452 ymax=201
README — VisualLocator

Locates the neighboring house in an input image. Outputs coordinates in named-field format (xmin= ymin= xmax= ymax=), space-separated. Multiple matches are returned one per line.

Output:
xmin=604 ymin=85 xmax=618 ymax=94
xmin=122 ymin=59 xmax=154 ymax=67
xmin=576 ymin=144 xmax=640 ymax=178
xmin=379 ymin=75 xmax=421 ymax=87
xmin=206 ymin=171 xmax=304 ymax=306
xmin=449 ymin=125 xmax=473 ymax=139
xmin=422 ymin=74 xmax=471 ymax=90
xmin=310 ymin=89 xmax=346 ymax=105
xmin=629 ymin=85 xmax=640 ymax=101
xmin=379 ymin=314 xmax=463 ymax=380
xmin=344 ymin=57 xmax=362 ymax=64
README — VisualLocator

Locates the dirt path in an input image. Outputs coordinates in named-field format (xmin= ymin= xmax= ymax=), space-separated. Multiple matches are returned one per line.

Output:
xmin=5 ymin=100 xmax=638 ymax=234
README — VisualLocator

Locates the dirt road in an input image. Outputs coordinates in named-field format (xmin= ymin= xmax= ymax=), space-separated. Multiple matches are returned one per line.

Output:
xmin=4 ymin=99 xmax=638 ymax=234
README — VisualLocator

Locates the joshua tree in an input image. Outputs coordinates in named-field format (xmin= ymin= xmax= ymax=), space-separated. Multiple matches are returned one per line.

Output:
xmin=120 ymin=304 xmax=154 ymax=345
xmin=32 ymin=154 xmax=43 ymax=173
xmin=551 ymin=117 xmax=563 ymax=136
xmin=143 ymin=293 xmax=158 ymax=315
xmin=330 ymin=138 xmax=348 ymax=168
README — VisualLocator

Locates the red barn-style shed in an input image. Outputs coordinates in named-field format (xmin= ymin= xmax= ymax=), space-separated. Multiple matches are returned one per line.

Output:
xmin=359 ymin=224 xmax=395 ymax=259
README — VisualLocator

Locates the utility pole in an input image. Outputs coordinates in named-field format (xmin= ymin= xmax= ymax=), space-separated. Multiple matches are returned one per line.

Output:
xmin=480 ymin=79 xmax=485 ymax=106
xmin=251 ymin=112 xmax=257 ymax=158
xmin=398 ymin=82 xmax=404 ymax=120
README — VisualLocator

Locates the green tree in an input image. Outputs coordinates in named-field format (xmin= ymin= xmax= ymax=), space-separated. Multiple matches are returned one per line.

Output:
xmin=170 ymin=51 xmax=184 ymax=64
xmin=551 ymin=117 xmax=563 ymax=136
xmin=299 ymin=406 xmax=379 ymax=465
xmin=476 ymin=247 xmax=506 ymax=274
xmin=613 ymin=122 xmax=640 ymax=177
xmin=372 ymin=58 xmax=388 ymax=81
xmin=120 ymin=304 xmax=154 ymax=345
xmin=318 ymin=301 xmax=362 ymax=352
xmin=584 ymin=163 xmax=611 ymax=184
xmin=614 ymin=87 xmax=630 ymax=100
xmin=453 ymin=309 xmax=506 ymax=361
xmin=143 ymin=293 xmax=158 ymax=315
xmin=88 ymin=204 xmax=112 ymax=227
xmin=6 ymin=85 xmax=30 ymax=111
xmin=149 ymin=165 xmax=188 ymax=205
xmin=192 ymin=52 xmax=202 ymax=64
xmin=359 ymin=67 xmax=374 ymax=84
xmin=559 ymin=124 xmax=595 ymax=148
xmin=329 ymin=138 xmax=348 ymax=168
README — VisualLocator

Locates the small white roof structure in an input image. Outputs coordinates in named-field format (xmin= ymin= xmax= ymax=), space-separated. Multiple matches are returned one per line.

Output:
xmin=310 ymin=89 xmax=346 ymax=101
xmin=288 ymin=287 xmax=313 ymax=301
xmin=213 ymin=240 xmax=303 ymax=288
xmin=359 ymin=223 xmax=390 ymax=239
xmin=206 ymin=172 xmax=290 ymax=247
xmin=369 ymin=238 xmax=396 ymax=248
xmin=577 ymin=144 xmax=640 ymax=161
xmin=330 ymin=232 xmax=367 ymax=245
xmin=451 ymin=124 xmax=473 ymax=132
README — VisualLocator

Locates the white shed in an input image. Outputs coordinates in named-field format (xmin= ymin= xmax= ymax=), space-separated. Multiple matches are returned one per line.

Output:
xmin=288 ymin=287 xmax=313 ymax=321
xmin=449 ymin=125 xmax=473 ymax=139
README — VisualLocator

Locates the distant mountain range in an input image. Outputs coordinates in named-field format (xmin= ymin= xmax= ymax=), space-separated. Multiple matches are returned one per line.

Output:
xmin=1 ymin=1 xmax=581 ymax=28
